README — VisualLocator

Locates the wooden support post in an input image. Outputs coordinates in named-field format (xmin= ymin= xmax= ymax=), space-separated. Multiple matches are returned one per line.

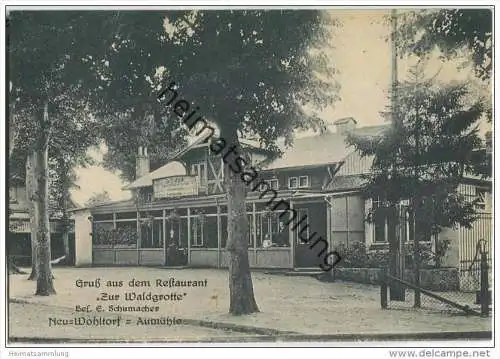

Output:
xmin=325 ymin=200 xmax=333 ymax=278
xmin=136 ymin=211 xmax=141 ymax=249
xmin=252 ymin=202 xmax=257 ymax=250
xmin=187 ymin=207 xmax=191 ymax=265
xmin=217 ymin=204 xmax=221 ymax=268
xmin=480 ymin=251 xmax=489 ymax=317
xmin=345 ymin=197 xmax=349 ymax=247
xmin=113 ymin=213 xmax=117 ymax=264
xmin=162 ymin=209 xmax=166 ymax=265
xmin=289 ymin=200 xmax=294 ymax=269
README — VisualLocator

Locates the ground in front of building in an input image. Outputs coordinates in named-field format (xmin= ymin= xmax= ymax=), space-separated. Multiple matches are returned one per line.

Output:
xmin=7 ymin=267 xmax=491 ymax=341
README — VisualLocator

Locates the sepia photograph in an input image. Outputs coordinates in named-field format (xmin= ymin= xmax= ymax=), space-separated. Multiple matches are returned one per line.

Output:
xmin=2 ymin=1 xmax=495 ymax=354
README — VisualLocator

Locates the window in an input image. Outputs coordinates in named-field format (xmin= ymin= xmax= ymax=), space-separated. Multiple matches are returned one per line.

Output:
xmin=93 ymin=221 xmax=138 ymax=247
xmin=140 ymin=219 xmax=163 ymax=248
xmin=372 ymin=199 xmax=387 ymax=243
xmin=259 ymin=178 xmax=279 ymax=191
xmin=116 ymin=222 xmax=138 ymax=247
xmin=221 ymin=215 xmax=228 ymax=248
xmin=93 ymin=222 xmax=114 ymax=246
xmin=9 ymin=187 xmax=18 ymax=203
xmin=299 ymin=176 xmax=310 ymax=188
xmin=269 ymin=178 xmax=279 ymax=190
xmin=475 ymin=188 xmax=488 ymax=211
xmin=256 ymin=211 xmax=290 ymax=248
xmin=191 ymin=216 xmax=204 ymax=247
xmin=93 ymin=213 xmax=113 ymax=221
xmin=288 ymin=177 xmax=298 ymax=189
xmin=187 ymin=214 xmax=217 ymax=248
xmin=296 ymin=208 xmax=309 ymax=243
xmin=136 ymin=189 xmax=153 ymax=204
xmin=178 ymin=218 xmax=188 ymax=248
xmin=191 ymin=162 xmax=207 ymax=187
xmin=370 ymin=198 xmax=430 ymax=244
xmin=247 ymin=214 xmax=254 ymax=247
xmin=204 ymin=216 xmax=218 ymax=248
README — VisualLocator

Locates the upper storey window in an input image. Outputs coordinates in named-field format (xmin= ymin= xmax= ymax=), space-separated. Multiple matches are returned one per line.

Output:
xmin=191 ymin=162 xmax=207 ymax=187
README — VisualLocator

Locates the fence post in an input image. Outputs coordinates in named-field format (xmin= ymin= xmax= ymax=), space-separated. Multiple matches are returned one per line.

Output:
xmin=413 ymin=242 xmax=421 ymax=308
xmin=480 ymin=251 xmax=489 ymax=317
xmin=381 ymin=266 xmax=388 ymax=309
xmin=408 ymin=207 xmax=421 ymax=308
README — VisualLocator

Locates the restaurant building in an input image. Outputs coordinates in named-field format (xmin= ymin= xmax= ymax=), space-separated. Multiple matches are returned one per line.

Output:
xmin=72 ymin=118 xmax=492 ymax=277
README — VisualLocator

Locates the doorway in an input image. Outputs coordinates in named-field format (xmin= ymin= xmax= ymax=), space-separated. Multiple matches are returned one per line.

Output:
xmin=164 ymin=218 xmax=188 ymax=266
xmin=294 ymin=202 xmax=327 ymax=268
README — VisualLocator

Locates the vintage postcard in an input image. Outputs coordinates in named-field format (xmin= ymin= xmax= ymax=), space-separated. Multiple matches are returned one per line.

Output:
xmin=2 ymin=1 xmax=496 ymax=356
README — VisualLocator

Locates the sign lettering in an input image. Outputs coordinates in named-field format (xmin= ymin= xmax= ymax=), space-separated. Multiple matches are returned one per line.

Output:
xmin=153 ymin=176 xmax=199 ymax=199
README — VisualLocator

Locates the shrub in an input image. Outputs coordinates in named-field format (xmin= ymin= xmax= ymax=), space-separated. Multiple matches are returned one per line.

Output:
xmin=336 ymin=242 xmax=390 ymax=268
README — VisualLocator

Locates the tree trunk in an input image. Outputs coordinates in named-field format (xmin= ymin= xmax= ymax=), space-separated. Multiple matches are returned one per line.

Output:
xmin=62 ymin=191 xmax=70 ymax=263
xmin=222 ymin=130 xmax=259 ymax=315
xmin=26 ymin=151 xmax=38 ymax=280
xmin=35 ymin=103 xmax=56 ymax=296
xmin=57 ymin=157 xmax=72 ymax=265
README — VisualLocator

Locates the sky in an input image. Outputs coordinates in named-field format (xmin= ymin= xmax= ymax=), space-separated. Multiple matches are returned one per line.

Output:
xmin=70 ymin=9 xmax=491 ymax=206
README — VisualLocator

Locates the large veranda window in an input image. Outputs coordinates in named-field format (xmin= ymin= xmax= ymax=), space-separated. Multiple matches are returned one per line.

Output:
xmin=93 ymin=222 xmax=114 ymax=246
xmin=140 ymin=218 xmax=163 ymax=248
xmin=255 ymin=210 xmax=290 ymax=248
xmin=115 ymin=221 xmax=138 ymax=247
xmin=190 ymin=210 xmax=218 ymax=248
xmin=93 ymin=220 xmax=137 ymax=247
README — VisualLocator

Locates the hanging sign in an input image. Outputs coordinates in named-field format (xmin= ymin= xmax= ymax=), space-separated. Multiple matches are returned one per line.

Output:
xmin=153 ymin=175 xmax=199 ymax=199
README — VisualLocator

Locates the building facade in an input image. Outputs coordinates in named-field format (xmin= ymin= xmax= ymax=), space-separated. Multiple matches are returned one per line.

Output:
xmin=74 ymin=118 xmax=492 ymax=281
xmin=8 ymin=178 xmax=76 ymax=266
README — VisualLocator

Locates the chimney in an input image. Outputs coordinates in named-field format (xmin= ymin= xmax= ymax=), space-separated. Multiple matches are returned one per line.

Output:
xmin=136 ymin=146 xmax=150 ymax=179
xmin=333 ymin=117 xmax=357 ymax=135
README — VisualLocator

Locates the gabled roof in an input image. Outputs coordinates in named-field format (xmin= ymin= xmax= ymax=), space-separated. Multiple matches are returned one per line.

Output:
xmin=123 ymin=161 xmax=188 ymax=190
xmin=126 ymin=133 xmax=269 ymax=190
xmin=325 ymin=175 xmax=369 ymax=192
xmin=168 ymin=132 xmax=267 ymax=162
xmin=69 ymin=198 xmax=135 ymax=213
xmin=264 ymin=125 xmax=387 ymax=171
xmin=124 ymin=123 xmax=388 ymax=191
xmin=324 ymin=124 xmax=491 ymax=192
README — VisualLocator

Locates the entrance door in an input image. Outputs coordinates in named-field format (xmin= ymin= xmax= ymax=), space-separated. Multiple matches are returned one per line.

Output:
xmin=294 ymin=203 xmax=328 ymax=268
xmin=164 ymin=219 xmax=188 ymax=266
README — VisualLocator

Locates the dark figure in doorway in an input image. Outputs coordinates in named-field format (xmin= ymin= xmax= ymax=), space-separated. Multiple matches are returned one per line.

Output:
xmin=274 ymin=222 xmax=289 ymax=247
xmin=166 ymin=239 xmax=188 ymax=266
xmin=166 ymin=240 xmax=179 ymax=266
